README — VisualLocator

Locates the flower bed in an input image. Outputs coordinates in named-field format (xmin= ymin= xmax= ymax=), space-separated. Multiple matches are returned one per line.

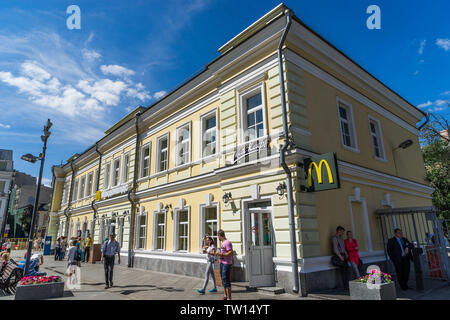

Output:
xmin=357 ymin=269 xmax=392 ymax=284
xmin=350 ymin=269 xmax=396 ymax=300
xmin=19 ymin=275 xmax=62 ymax=286
xmin=15 ymin=275 xmax=64 ymax=300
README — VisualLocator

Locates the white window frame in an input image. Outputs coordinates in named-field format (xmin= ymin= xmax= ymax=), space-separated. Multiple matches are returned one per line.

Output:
xmin=135 ymin=210 xmax=147 ymax=249
xmin=238 ymin=83 xmax=267 ymax=143
xmin=156 ymin=133 xmax=169 ymax=173
xmin=79 ymin=176 xmax=86 ymax=200
xmin=72 ymin=179 xmax=79 ymax=201
xmin=199 ymin=109 xmax=218 ymax=160
xmin=93 ymin=168 xmax=99 ymax=194
xmin=104 ymin=161 xmax=111 ymax=189
xmin=198 ymin=202 xmax=219 ymax=252
xmin=173 ymin=206 xmax=190 ymax=252
xmin=336 ymin=97 xmax=359 ymax=152
xmin=175 ymin=122 xmax=191 ymax=167
xmin=86 ymin=172 xmax=93 ymax=198
xmin=152 ymin=210 xmax=166 ymax=250
xmin=112 ymin=157 xmax=121 ymax=187
xmin=62 ymin=180 xmax=70 ymax=204
xmin=139 ymin=143 xmax=151 ymax=178
xmin=121 ymin=152 xmax=130 ymax=183
xmin=118 ymin=217 xmax=125 ymax=247
xmin=368 ymin=115 xmax=386 ymax=161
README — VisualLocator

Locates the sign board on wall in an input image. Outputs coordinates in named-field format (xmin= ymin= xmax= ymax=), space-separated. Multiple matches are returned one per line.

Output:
xmin=303 ymin=152 xmax=340 ymax=192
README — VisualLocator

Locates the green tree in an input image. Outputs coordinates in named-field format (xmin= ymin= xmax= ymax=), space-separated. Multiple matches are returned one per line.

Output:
xmin=420 ymin=112 xmax=450 ymax=220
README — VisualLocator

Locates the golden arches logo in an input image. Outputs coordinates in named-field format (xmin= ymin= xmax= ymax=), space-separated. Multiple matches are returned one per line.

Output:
xmin=307 ymin=160 xmax=334 ymax=187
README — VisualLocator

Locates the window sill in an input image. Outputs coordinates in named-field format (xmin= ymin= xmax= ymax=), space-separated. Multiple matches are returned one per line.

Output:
xmin=341 ymin=144 xmax=360 ymax=153
xmin=374 ymin=156 xmax=387 ymax=163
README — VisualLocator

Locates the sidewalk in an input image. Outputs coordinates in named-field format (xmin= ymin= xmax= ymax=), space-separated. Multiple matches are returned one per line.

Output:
xmin=1 ymin=250 xmax=312 ymax=300
xmin=3 ymin=250 xmax=449 ymax=300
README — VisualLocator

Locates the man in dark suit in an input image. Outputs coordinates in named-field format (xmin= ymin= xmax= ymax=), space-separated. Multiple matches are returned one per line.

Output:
xmin=387 ymin=228 xmax=414 ymax=290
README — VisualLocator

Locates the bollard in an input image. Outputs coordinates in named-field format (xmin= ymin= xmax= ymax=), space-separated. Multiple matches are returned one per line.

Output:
xmin=412 ymin=247 xmax=424 ymax=291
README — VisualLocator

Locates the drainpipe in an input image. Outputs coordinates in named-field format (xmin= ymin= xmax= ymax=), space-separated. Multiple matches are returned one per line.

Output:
xmin=90 ymin=143 xmax=103 ymax=243
xmin=127 ymin=110 xmax=142 ymax=268
xmin=64 ymin=160 xmax=75 ymax=238
xmin=278 ymin=9 xmax=302 ymax=295
xmin=417 ymin=112 xmax=430 ymax=131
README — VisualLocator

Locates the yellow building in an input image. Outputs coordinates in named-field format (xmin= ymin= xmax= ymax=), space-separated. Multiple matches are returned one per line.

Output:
xmin=48 ymin=4 xmax=433 ymax=293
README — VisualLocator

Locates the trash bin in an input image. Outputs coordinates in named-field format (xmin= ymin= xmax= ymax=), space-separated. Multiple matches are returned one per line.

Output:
xmin=89 ymin=243 xmax=102 ymax=263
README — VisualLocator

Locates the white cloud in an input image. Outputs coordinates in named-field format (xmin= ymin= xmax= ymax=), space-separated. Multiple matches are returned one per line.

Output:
xmin=418 ymin=39 xmax=426 ymax=55
xmin=440 ymin=91 xmax=450 ymax=96
xmin=41 ymin=178 xmax=52 ymax=187
xmin=436 ymin=38 xmax=450 ymax=51
xmin=82 ymin=48 xmax=102 ymax=62
xmin=153 ymin=90 xmax=167 ymax=99
xmin=0 ymin=123 xmax=10 ymax=129
xmin=100 ymin=64 xmax=135 ymax=77
xmin=413 ymin=70 xmax=419 ymax=75
xmin=417 ymin=101 xmax=432 ymax=109
xmin=78 ymin=79 xmax=128 ymax=106
xmin=435 ymin=99 xmax=449 ymax=106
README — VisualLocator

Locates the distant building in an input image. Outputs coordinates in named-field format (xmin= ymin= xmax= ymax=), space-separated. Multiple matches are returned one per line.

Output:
xmin=0 ymin=149 xmax=13 ymax=231
xmin=6 ymin=171 xmax=52 ymax=238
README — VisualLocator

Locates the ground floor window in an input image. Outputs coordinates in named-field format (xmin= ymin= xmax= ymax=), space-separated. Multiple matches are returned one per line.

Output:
xmin=118 ymin=217 xmax=124 ymax=247
xmin=154 ymin=212 xmax=166 ymax=250
xmin=204 ymin=206 xmax=218 ymax=245
xmin=176 ymin=209 xmax=189 ymax=251
xmin=138 ymin=214 xmax=146 ymax=249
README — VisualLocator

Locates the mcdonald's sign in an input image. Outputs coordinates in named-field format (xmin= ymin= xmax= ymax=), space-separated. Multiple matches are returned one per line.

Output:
xmin=303 ymin=152 xmax=340 ymax=192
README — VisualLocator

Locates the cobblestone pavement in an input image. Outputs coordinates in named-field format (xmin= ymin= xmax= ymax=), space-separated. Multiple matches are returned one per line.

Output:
xmin=1 ymin=250 xmax=314 ymax=300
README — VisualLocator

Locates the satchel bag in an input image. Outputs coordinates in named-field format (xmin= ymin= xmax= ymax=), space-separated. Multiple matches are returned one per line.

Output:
xmin=331 ymin=254 xmax=346 ymax=267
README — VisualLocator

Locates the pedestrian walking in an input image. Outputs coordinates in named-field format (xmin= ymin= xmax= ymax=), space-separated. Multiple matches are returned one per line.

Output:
xmin=5 ymin=239 xmax=11 ymax=253
xmin=84 ymin=233 xmax=92 ymax=263
xmin=54 ymin=237 xmax=61 ymax=261
xmin=215 ymin=229 xmax=233 ymax=300
xmin=387 ymin=228 xmax=413 ymax=290
xmin=196 ymin=235 xmax=218 ymax=294
xmin=101 ymin=233 xmax=121 ymax=289
xmin=344 ymin=231 xmax=361 ymax=279
xmin=33 ymin=238 xmax=40 ymax=251
xmin=66 ymin=240 xmax=82 ymax=289
xmin=330 ymin=226 xmax=350 ymax=290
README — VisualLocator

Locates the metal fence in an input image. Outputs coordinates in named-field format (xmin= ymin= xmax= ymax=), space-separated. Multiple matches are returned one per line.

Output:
xmin=375 ymin=206 xmax=450 ymax=284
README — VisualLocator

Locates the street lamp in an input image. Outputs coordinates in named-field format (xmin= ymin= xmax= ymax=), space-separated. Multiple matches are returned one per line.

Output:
xmin=22 ymin=119 xmax=52 ymax=277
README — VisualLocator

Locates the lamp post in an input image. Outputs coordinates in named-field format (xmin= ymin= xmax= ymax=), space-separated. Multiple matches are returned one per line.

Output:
xmin=22 ymin=119 xmax=52 ymax=277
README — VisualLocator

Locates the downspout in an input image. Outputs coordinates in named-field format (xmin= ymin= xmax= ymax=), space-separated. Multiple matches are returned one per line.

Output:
xmin=417 ymin=112 xmax=430 ymax=131
xmin=90 ymin=143 xmax=102 ymax=243
xmin=127 ymin=110 xmax=142 ymax=268
xmin=278 ymin=9 xmax=302 ymax=295
xmin=64 ymin=160 xmax=75 ymax=238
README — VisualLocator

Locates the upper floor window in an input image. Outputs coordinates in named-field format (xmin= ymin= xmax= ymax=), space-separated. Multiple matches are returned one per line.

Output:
xmin=122 ymin=153 xmax=130 ymax=183
xmin=201 ymin=111 xmax=217 ymax=158
xmin=0 ymin=180 xmax=6 ymax=193
xmin=62 ymin=181 xmax=69 ymax=204
xmin=113 ymin=158 xmax=121 ymax=186
xmin=79 ymin=176 xmax=86 ymax=199
xmin=240 ymin=85 xmax=266 ymax=142
xmin=176 ymin=123 xmax=190 ymax=166
xmin=104 ymin=162 xmax=111 ymax=189
xmin=72 ymin=179 xmax=79 ymax=201
xmin=140 ymin=144 xmax=151 ymax=178
xmin=156 ymin=135 xmax=169 ymax=172
xmin=368 ymin=117 xmax=386 ymax=160
xmin=93 ymin=168 xmax=99 ymax=194
xmin=337 ymin=99 xmax=358 ymax=151
xmin=86 ymin=173 xmax=93 ymax=198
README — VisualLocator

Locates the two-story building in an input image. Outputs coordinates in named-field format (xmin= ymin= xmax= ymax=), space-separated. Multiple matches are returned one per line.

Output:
xmin=48 ymin=4 xmax=432 ymax=294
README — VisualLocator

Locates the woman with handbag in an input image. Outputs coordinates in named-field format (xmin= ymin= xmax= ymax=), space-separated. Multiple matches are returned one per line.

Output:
xmin=345 ymin=231 xmax=361 ymax=279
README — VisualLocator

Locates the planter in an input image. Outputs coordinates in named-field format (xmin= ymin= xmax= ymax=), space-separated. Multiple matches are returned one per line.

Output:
xmin=15 ymin=281 xmax=64 ymax=300
xmin=349 ymin=280 xmax=396 ymax=300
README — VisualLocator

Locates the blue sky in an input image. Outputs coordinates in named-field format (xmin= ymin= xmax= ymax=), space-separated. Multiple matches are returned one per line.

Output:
xmin=0 ymin=0 xmax=449 ymax=186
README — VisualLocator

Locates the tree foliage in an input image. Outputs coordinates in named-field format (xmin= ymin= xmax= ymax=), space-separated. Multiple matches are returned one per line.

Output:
xmin=420 ymin=112 xmax=450 ymax=220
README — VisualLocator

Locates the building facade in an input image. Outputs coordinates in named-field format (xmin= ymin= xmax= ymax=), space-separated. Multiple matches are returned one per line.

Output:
xmin=0 ymin=149 xmax=14 ymax=232
xmin=48 ymin=4 xmax=432 ymax=293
